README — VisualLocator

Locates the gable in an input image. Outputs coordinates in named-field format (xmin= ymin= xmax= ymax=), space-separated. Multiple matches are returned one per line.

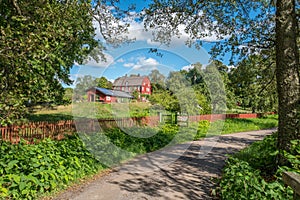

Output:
xmin=113 ymin=76 xmax=150 ymax=87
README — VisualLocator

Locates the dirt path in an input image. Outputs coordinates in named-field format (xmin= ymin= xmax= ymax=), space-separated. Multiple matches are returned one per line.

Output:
xmin=54 ymin=128 xmax=276 ymax=200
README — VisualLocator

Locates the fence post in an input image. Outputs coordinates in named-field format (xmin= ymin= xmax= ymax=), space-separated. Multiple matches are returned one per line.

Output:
xmin=158 ymin=112 xmax=163 ymax=123
xmin=282 ymin=171 xmax=300 ymax=200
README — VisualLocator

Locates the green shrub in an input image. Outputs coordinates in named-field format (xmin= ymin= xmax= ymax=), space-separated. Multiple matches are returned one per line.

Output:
xmin=219 ymin=157 xmax=292 ymax=200
xmin=218 ymin=133 xmax=299 ymax=200
xmin=233 ymin=133 xmax=278 ymax=174
xmin=283 ymin=140 xmax=300 ymax=173
xmin=0 ymin=135 xmax=104 ymax=199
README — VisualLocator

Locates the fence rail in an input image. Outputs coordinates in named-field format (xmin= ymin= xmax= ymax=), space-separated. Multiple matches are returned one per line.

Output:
xmin=0 ymin=113 xmax=274 ymax=143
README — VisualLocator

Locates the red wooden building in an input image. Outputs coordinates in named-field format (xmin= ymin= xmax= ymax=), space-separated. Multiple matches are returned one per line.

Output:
xmin=113 ymin=75 xmax=151 ymax=102
xmin=87 ymin=87 xmax=133 ymax=103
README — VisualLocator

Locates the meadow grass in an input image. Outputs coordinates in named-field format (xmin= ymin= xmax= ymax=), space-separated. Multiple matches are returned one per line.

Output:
xmin=26 ymin=102 xmax=152 ymax=122
xmin=221 ymin=115 xmax=278 ymax=134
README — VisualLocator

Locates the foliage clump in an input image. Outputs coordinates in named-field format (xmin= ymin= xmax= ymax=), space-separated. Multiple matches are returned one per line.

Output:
xmin=218 ymin=133 xmax=299 ymax=199
xmin=0 ymin=135 xmax=104 ymax=199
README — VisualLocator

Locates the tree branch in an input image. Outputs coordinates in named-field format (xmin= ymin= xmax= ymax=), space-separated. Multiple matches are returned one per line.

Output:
xmin=12 ymin=0 xmax=22 ymax=15
xmin=258 ymin=68 xmax=276 ymax=96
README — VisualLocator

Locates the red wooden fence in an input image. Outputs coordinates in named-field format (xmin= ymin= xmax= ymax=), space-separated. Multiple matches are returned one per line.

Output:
xmin=188 ymin=113 xmax=264 ymax=122
xmin=0 ymin=113 xmax=273 ymax=143
xmin=0 ymin=120 xmax=75 ymax=144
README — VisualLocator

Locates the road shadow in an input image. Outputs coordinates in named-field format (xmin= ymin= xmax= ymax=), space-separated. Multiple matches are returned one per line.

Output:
xmin=108 ymin=131 xmax=270 ymax=199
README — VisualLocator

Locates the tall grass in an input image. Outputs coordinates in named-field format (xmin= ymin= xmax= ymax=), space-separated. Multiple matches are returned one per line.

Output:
xmin=221 ymin=115 xmax=278 ymax=134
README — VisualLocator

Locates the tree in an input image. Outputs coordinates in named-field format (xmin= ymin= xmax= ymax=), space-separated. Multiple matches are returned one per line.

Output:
xmin=95 ymin=77 xmax=113 ymax=89
xmin=0 ymin=1 xmax=95 ymax=125
xmin=143 ymin=0 xmax=299 ymax=159
xmin=229 ymin=55 xmax=278 ymax=113
xmin=74 ymin=75 xmax=97 ymax=101
xmin=0 ymin=0 xmax=130 ymax=125
xmin=165 ymin=71 xmax=207 ymax=114
xmin=202 ymin=63 xmax=227 ymax=113
xmin=63 ymin=88 xmax=74 ymax=104
xmin=148 ymin=69 xmax=166 ymax=89
xmin=206 ymin=60 xmax=236 ymax=110
xmin=149 ymin=89 xmax=179 ymax=112
xmin=184 ymin=61 xmax=235 ymax=111
xmin=275 ymin=0 xmax=300 ymax=163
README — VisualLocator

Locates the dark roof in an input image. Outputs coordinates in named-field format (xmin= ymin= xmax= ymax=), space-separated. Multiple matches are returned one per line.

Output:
xmin=90 ymin=87 xmax=133 ymax=98
xmin=113 ymin=76 xmax=148 ymax=86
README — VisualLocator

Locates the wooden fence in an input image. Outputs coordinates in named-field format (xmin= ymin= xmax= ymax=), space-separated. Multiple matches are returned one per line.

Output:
xmin=0 ymin=113 xmax=273 ymax=143
xmin=188 ymin=113 xmax=264 ymax=122
xmin=0 ymin=120 xmax=75 ymax=144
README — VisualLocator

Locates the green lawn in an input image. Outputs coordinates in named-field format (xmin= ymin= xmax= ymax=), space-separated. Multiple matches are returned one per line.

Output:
xmin=26 ymin=102 xmax=152 ymax=122
xmin=221 ymin=115 xmax=278 ymax=134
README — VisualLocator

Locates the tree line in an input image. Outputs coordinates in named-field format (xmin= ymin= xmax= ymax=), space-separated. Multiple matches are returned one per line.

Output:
xmin=71 ymin=56 xmax=277 ymax=116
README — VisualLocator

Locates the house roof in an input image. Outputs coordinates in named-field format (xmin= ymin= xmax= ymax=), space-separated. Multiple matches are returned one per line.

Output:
xmin=90 ymin=87 xmax=133 ymax=98
xmin=113 ymin=76 xmax=148 ymax=86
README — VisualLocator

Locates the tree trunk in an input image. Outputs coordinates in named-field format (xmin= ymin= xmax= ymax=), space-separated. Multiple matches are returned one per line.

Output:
xmin=275 ymin=0 xmax=300 ymax=164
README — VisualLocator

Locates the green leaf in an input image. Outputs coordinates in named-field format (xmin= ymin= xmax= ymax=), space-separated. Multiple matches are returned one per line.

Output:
xmin=7 ymin=160 xmax=19 ymax=169
xmin=19 ymin=181 xmax=27 ymax=191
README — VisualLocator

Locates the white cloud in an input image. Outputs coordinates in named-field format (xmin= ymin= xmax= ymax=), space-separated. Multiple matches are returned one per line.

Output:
xmin=83 ymin=53 xmax=114 ymax=68
xmin=124 ymin=63 xmax=135 ymax=67
xmin=133 ymin=57 xmax=159 ymax=69
xmin=181 ymin=64 xmax=194 ymax=71
xmin=227 ymin=65 xmax=235 ymax=71
xmin=182 ymin=63 xmax=235 ymax=72
xmin=108 ymin=78 xmax=115 ymax=83
xmin=123 ymin=56 xmax=160 ymax=70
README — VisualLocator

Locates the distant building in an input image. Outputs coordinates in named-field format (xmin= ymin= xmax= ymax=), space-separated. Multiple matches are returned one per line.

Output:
xmin=86 ymin=87 xmax=133 ymax=103
xmin=113 ymin=75 xmax=151 ymax=102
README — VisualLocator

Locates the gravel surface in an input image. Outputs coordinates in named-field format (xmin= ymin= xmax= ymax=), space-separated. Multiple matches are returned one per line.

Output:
xmin=54 ymin=128 xmax=276 ymax=200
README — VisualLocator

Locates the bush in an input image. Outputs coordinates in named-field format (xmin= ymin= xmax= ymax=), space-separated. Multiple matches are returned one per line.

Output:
xmin=219 ymin=157 xmax=292 ymax=200
xmin=218 ymin=133 xmax=299 ymax=199
xmin=233 ymin=133 xmax=278 ymax=174
xmin=0 ymin=135 xmax=104 ymax=199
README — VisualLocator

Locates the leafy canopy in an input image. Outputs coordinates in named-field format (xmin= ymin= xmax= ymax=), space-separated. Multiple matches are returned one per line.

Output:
xmin=0 ymin=0 xmax=129 ymax=125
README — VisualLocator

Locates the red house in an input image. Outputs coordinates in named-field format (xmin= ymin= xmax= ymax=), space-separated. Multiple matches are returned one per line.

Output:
xmin=87 ymin=87 xmax=133 ymax=103
xmin=113 ymin=75 xmax=151 ymax=101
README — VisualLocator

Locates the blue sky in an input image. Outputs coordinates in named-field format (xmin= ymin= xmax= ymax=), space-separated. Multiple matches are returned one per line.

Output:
xmin=67 ymin=1 xmax=232 ymax=87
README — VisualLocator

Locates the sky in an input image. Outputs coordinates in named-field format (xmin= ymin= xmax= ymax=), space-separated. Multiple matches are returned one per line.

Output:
xmin=67 ymin=0 xmax=232 ymax=88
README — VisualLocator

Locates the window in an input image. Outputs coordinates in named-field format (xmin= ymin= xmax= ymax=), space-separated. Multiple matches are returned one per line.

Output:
xmin=106 ymin=96 xmax=111 ymax=101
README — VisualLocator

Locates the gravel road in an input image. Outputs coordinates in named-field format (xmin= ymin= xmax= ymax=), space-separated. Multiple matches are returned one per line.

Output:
xmin=54 ymin=128 xmax=276 ymax=200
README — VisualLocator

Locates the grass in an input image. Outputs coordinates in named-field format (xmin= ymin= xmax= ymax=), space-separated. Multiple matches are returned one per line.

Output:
xmin=184 ymin=114 xmax=278 ymax=140
xmin=26 ymin=105 xmax=73 ymax=122
xmin=221 ymin=115 xmax=278 ymax=134
xmin=26 ymin=102 xmax=152 ymax=122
